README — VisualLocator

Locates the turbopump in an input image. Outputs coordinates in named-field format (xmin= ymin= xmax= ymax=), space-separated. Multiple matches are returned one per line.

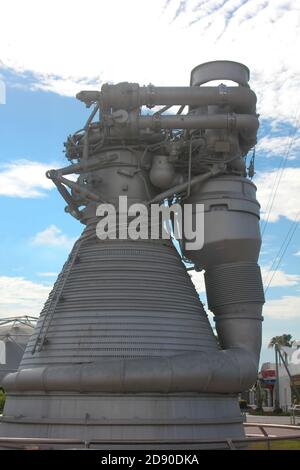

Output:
xmin=1 ymin=61 xmax=264 ymax=449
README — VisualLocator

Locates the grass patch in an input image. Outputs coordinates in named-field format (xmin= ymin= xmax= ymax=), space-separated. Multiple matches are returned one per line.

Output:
xmin=248 ymin=439 xmax=300 ymax=450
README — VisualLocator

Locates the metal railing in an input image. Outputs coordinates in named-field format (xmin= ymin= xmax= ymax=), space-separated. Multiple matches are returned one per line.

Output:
xmin=0 ymin=423 xmax=300 ymax=450
xmin=244 ymin=422 xmax=300 ymax=450
xmin=289 ymin=406 xmax=300 ymax=425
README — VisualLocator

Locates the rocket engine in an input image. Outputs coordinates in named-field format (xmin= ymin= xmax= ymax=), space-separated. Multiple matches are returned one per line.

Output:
xmin=1 ymin=61 xmax=264 ymax=448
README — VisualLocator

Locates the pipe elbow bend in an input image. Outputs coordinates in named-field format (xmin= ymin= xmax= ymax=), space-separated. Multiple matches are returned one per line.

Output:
xmin=2 ymin=348 xmax=259 ymax=394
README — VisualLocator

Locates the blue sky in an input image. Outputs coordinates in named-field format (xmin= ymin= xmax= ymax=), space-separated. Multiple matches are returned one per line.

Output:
xmin=0 ymin=0 xmax=299 ymax=365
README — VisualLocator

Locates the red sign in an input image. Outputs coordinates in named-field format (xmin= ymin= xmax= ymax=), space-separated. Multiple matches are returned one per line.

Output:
xmin=261 ymin=369 xmax=276 ymax=379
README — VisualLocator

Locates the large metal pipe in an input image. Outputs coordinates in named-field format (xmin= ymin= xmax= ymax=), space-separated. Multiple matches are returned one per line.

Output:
xmin=136 ymin=113 xmax=259 ymax=131
xmin=96 ymin=85 xmax=257 ymax=113
xmin=3 ymin=339 xmax=261 ymax=394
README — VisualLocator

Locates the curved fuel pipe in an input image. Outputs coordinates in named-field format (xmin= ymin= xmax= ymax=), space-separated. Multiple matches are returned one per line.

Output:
xmin=3 ymin=335 xmax=261 ymax=394
xmin=3 ymin=281 xmax=263 ymax=396
xmin=147 ymin=168 xmax=222 ymax=205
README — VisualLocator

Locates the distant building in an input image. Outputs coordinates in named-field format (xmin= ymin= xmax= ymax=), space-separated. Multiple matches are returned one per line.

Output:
xmin=242 ymin=347 xmax=300 ymax=411
xmin=257 ymin=347 xmax=300 ymax=410
xmin=258 ymin=362 xmax=277 ymax=407
xmin=0 ymin=316 xmax=37 ymax=387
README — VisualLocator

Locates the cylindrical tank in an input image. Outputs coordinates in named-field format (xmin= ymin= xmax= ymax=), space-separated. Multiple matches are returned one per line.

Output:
xmin=182 ymin=175 xmax=261 ymax=268
xmin=0 ymin=317 xmax=36 ymax=386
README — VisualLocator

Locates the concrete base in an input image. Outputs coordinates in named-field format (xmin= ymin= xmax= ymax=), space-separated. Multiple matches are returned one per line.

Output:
xmin=0 ymin=392 xmax=244 ymax=449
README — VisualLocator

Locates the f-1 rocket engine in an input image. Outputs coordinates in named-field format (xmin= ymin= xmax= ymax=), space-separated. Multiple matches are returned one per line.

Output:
xmin=1 ymin=61 xmax=264 ymax=448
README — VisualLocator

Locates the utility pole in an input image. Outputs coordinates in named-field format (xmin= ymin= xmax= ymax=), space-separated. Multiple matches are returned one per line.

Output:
xmin=274 ymin=343 xmax=281 ymax=411
xmin=277 ymin=344 xmax=300 ymax=403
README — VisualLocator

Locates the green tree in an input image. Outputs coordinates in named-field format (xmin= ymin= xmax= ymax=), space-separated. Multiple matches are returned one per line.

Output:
xmin=255 ymin=380 xmax=264 ymax=413
xmin=268 ymin=334 xmax=293 ymax=348
xmin=0 ymin=389 xmax=5 ymax=414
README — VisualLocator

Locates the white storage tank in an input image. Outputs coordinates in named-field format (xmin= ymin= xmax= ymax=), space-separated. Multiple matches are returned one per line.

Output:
xmin=0 ymin=317 xmax=37 ymax=386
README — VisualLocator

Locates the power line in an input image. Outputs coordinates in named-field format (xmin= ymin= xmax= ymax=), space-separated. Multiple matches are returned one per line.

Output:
xmin=264 ymin=210 xmax=300 ymax=294
xmin=261 ymin=113 xmax=300 ymax=238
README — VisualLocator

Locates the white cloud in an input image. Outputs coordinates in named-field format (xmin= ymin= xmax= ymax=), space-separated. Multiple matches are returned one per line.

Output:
xmin=0 ymin=276 xmax=51 ymax=319
xmin=256 ymin=135 xmax=300 ymax=160
xmin=37 ymin=272 xmax=58 ymax=278
xmin=31 ymin=225 xmax=76 ymax=249
xmin=0 ymin=0 xmax=299 ymax=123
xmin=0 ymin=159 xmax=55 ymax=198
xmin=255 ymin=167 xmax=300 ymax=222
xmin=261 ymin=266 xmax=300 ymax=288
xmin=263 ymin=295 xmax=300 ymax=319
xmin=295 ymin=251 xmax=300 ymax=256
xmin=188 ymin=269 xmax=206 ymax=293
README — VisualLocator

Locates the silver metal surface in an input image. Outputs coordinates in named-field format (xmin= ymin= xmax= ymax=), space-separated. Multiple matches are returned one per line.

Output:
xmin=190 ymin=60 xmax=250 ymax=86
xmin=1 ymin=61 xmax=264 ymax=448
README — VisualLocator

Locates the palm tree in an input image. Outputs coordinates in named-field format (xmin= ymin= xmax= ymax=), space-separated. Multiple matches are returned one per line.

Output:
xmin=268 ymin=334 xmax=293 ymax=349
xmin=255 ymin=379 xmax=264 ymax=413
xmin=268 ymin=333 xmax=294 ymax=413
